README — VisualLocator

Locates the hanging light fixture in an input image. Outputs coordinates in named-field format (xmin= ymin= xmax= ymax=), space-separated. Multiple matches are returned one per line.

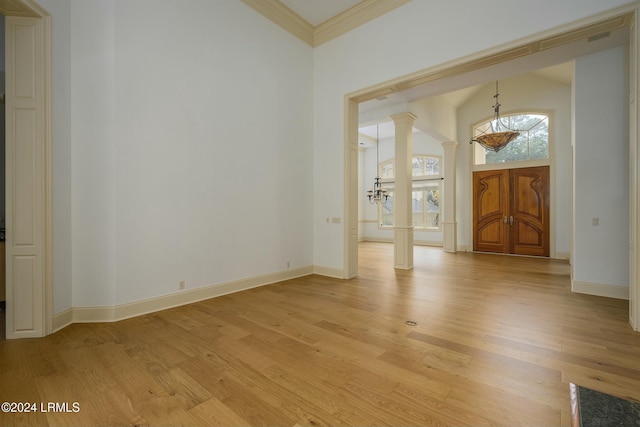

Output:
xmin=367 ymin=124 xmax=389 ymax=205
xmin=470 ymin=81 xmax=520 ymax=152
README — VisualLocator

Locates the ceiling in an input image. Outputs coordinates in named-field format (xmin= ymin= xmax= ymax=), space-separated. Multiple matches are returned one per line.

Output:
xmin=279 ymin=0 xmax=363 ymax=26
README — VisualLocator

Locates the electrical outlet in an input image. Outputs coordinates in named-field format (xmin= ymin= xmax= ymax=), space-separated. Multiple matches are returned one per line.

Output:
xmin=179 ymin=280 xmax=185 ymax=290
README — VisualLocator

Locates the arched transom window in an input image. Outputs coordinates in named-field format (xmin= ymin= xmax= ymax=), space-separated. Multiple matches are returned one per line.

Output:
xmin=473 ymin=113 xmax=549 ymax=165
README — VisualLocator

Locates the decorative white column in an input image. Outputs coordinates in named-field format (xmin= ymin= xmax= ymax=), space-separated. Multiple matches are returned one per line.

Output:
xmin=441 ymin=141 xmax=458 ymax=253
xmin=391 ymin=113 xmax=417 ymax=269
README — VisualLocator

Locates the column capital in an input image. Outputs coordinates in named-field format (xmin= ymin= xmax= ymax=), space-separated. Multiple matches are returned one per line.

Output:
xmin=441 ymin=140 xmax=459 ymax=149
xmin=390 ymin=112 xmax=417 ymax=124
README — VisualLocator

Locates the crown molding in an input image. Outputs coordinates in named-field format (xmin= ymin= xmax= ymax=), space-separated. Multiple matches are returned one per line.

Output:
xmin=242 ymin=0 xmax=314 ymax=46
xmin=314 ymin=0 xmax=411 ymax=46
xmin=242 ymin=0 xmax=411 ymax=47
xmin=0 ymin=0 xmax=46 ymax=17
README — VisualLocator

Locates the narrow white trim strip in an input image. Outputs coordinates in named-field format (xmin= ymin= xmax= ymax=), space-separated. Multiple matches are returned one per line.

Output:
xmin=313 ymin=265 xmax=345 ymax=278
xmin=572 ymin=280 xmax=629 ymax=300
xmin=52 ymin=308 xmax=73 ymax=332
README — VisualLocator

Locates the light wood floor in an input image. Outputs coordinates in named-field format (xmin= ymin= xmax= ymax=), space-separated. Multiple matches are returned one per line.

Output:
xmin=1 ymin=242 xmax=639 ymax=426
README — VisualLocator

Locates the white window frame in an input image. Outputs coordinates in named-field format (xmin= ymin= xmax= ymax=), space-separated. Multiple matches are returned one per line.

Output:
xmin=412 ymin=155 xmax=442 ymax=231
xmin=378 ymin=159 xmax=395 ymax=229
xmin=377 ymin=155 xmax=442 ymax=231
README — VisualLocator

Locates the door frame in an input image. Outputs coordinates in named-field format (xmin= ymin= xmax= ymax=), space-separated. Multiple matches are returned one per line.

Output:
xmin=1 ymin=0 xmax=52 ymax=338
xmin=470 ymin=160 xmax=554 ymax=257
xmin=343 ymin=6 xmax=639 ymax=330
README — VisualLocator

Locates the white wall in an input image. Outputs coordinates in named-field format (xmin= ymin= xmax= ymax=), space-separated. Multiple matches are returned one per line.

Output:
xmin=62 ymin=0 xmax=314 ymax=310
xmin=313 ymin=0 xmax=632 ymax=273
xmin=410 ymin=96 xmax=457 ymax=142
xmin=457 ymin=74 xmax=573 ymax=256
xmin=110 ymin=1 xmax=314 ymax=305
xmin=573 ymin=46 xmax=629 ymax=288
xmin=70 ymin=0 xmax=116 ymax=307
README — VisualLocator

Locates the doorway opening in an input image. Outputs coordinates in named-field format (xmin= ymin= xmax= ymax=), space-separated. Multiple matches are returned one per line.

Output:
xmin=344 ymin=10 xmax=638 ymax=329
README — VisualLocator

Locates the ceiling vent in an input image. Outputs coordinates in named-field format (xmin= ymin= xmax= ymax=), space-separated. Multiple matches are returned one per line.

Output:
xmin=587 ymin=32 xmax=611 ymax=42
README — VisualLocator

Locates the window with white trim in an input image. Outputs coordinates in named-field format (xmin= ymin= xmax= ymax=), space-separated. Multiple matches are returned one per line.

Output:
xmin=473 ymin=113 xmax=549 ymax=165
xmin=378 ymin=155 xmax=442 ymax=230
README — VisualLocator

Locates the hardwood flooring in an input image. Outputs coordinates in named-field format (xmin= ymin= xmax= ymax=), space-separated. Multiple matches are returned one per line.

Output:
xmin=1 ymin=242 xmax=639 ymax=426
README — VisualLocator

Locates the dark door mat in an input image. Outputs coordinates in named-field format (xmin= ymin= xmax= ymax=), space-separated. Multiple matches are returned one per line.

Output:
xmin=570 ymin=383 xmax=640 ymax=427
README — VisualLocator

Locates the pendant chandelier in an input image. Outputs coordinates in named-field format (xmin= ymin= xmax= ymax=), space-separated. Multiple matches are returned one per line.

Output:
xmin=367 ymin=124 xmax=389 ymax=205
xmin=470 ymin=81 xmax=520 ymax=152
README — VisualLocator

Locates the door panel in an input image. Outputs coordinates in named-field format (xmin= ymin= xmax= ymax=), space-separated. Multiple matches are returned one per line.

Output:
xmin=6 ymin=17 xmax=45 ymax=338
xmin=510 ymin=167 xmax=549 ymax=256
xmin=473 ymin=170 xmax=509 ymax=253
xmin=473 ymin=166 xmax=549 ymax=257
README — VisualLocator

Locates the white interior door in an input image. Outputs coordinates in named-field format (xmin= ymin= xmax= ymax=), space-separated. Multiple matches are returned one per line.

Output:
xmin=5 ymin=16 xmax=45 ymax=338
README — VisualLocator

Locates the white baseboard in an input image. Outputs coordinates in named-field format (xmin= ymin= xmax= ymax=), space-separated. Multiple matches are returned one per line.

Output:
xmin=313 ymin=265 xmax=345 ymax=278
xmin=53 ymin=266 xmax=314 ymax=325
xmin=52 ymin=308 xmax=73 ymax=333
xmin=361 ymin=237 xmax=442 ymax=247
xmin=572 ymin=280 xmax=629 ymax=300
xmin=414 ymin=240 xmax=443 ymax=247
xmin=361 ymin=237 xmax=393 ymax=244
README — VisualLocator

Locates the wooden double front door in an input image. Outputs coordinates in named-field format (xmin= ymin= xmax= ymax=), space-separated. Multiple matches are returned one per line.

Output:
xmin=473 ymin=166 xmax=550 ymax=257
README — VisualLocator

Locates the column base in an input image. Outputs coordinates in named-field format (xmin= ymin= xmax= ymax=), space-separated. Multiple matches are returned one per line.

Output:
xmin=443 ymin=222 xmax=457 ymax=253
xmin=394 ymin=226 xmax=414 ymax=269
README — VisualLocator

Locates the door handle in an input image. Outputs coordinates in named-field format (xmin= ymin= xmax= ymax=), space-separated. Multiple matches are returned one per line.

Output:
xmin=509 ymin=216 xmax=514 ymax=226
xmin=504 ymin=216 xmax=508 ymax=224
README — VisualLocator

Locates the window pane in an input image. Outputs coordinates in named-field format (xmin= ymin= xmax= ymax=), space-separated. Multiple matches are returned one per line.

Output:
xmin=425 ymin=184 xmax=440 ymax=229
xmin=511 ymin=114 xmax=546 ymax=131
xmin=501 ymin=135 xmax=528 ymax=162
xmin=529 ymin=117 xmax=549 ymax=160
xmin=426 ymin=157 xmax=439 ymax=175
xmin=412 ymin=157 xmax=424 ymax=177
xmin=412 ymin=155 xmax=440 ymax=177
xmin=412 ymin=190 xmax=424 ymax=228
xmin=476 ymin=113 xmax=549 ymax=165
xmin=380 ymin=162 xmax=394 ymax=179
xmin=380 ymin=191 xmax=394 ymax=226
